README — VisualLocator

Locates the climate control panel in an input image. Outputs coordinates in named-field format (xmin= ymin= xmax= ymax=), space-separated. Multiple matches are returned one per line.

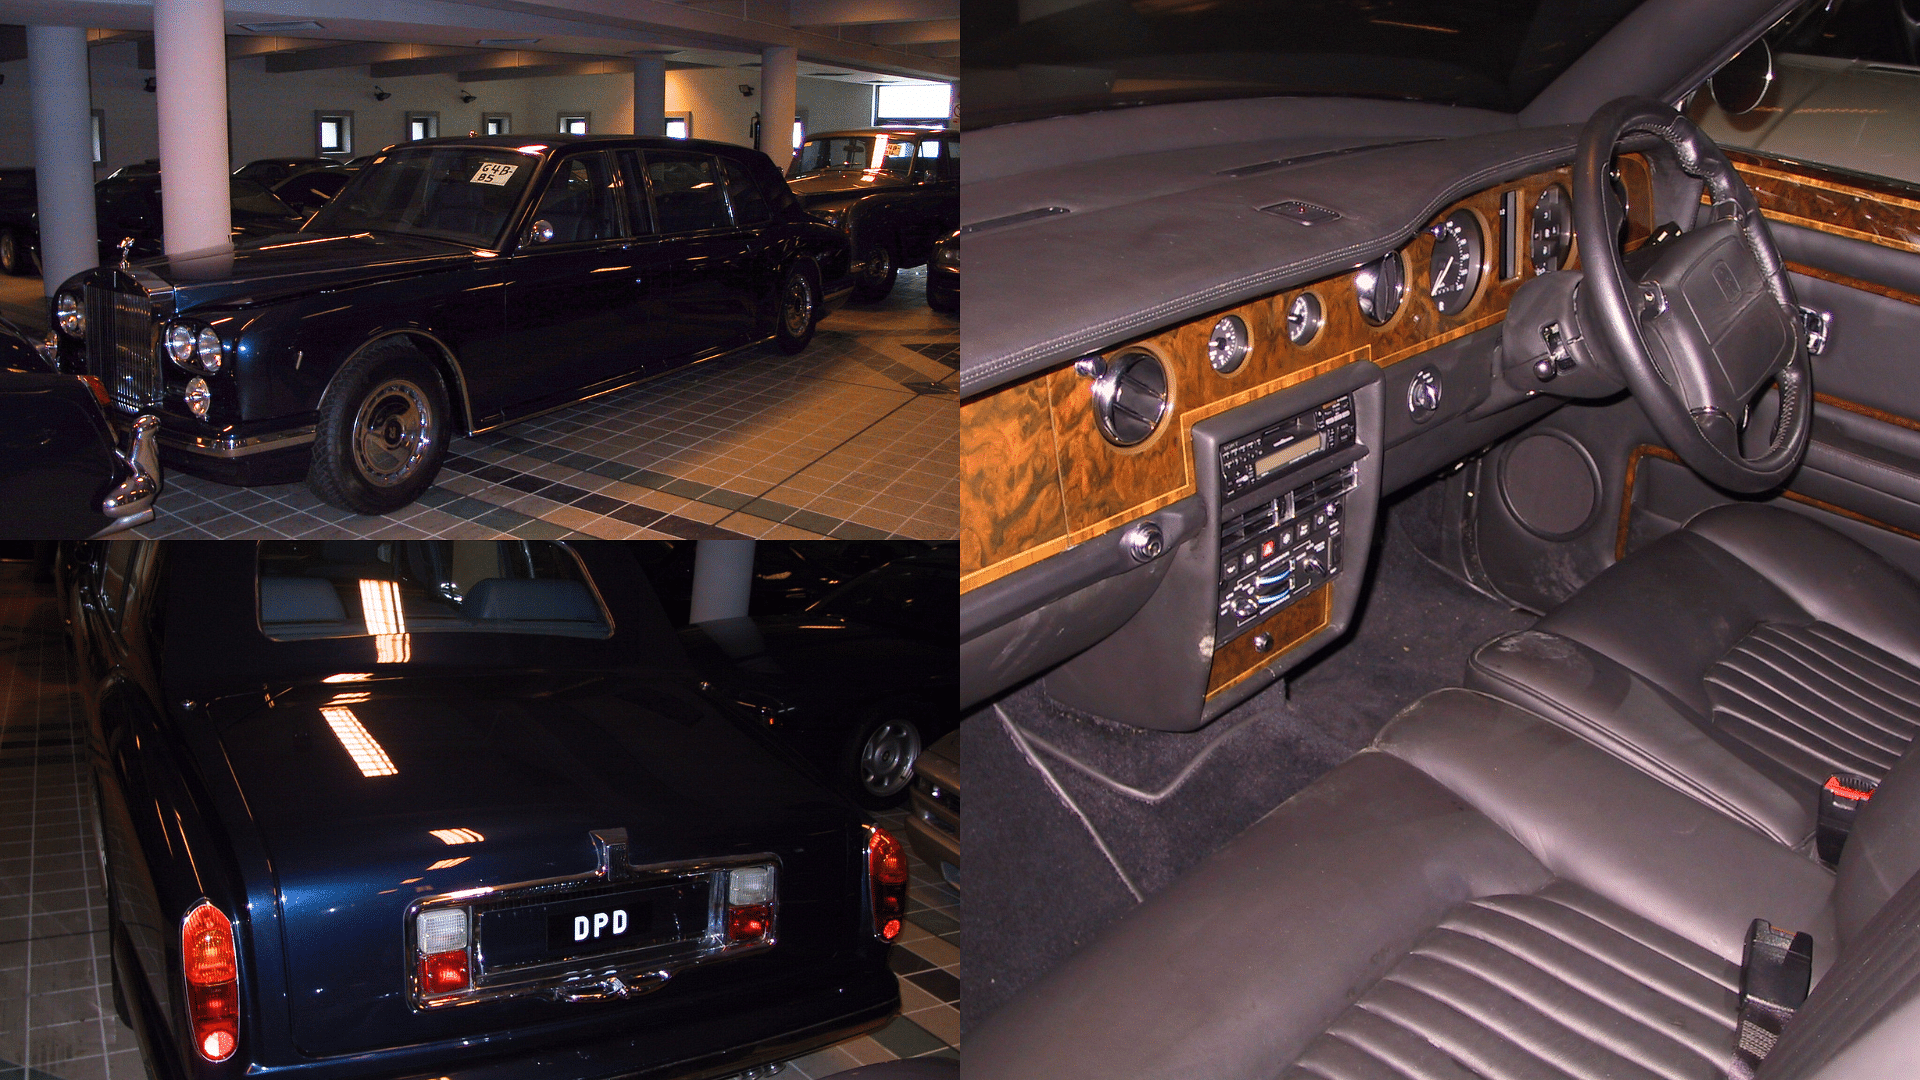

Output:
xmin=1216 ymin=465 xmax=1354 ymax=643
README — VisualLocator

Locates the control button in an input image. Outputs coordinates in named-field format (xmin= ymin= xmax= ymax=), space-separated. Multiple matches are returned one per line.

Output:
xmin=1253 ymin=632 xmax=1274 ymax=653
xmin=1121 ymin=521 xmax=1165 ymax=563
xmin=1241 ymin=550 xmax=1257 ymax=571
xmin=1260 ymin=538 xmax=1277 ymax=559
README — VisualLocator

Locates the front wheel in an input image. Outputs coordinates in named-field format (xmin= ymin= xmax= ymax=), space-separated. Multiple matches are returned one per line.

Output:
xmin=774 ymin=264 xmax=818 ymax=354
xmin=0 ymin=228 xmax=20 ymax=276
xmin=308 ymin=340 xmax=450 ymax=514
xmin=853 ymin=240 xmax=897 ymax=302
xmin=843 ymin=709 xmax=923 ymax=808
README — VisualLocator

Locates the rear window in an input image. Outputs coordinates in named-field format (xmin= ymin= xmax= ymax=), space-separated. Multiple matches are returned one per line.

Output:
xmin=257 ymin=541 xmax=612 ymax=642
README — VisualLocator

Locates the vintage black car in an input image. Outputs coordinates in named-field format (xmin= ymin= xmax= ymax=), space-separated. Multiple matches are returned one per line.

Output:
xmin=48 ymin=136 xmax=854 ymax=515
xmin=235 ymin=157 xmax=345 ymax=186
xmin=789 ymin=128 xmax=958 ymax=301
xmin=926 ymin=230 xmax=956 ymax=314
xmin=272 ymin=168 xmax=355 ymax=214
xmin=0 ymin=314 xmax=160 ymax=537
xmin=680 ymin=548 xmax=959 ymax=808
xmin=65 ymin=539 xmax=904 ymax=1080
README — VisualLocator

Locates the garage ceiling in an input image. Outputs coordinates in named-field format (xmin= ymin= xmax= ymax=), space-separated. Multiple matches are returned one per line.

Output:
xmin=0 ymin=0 xmax=956 ymax=83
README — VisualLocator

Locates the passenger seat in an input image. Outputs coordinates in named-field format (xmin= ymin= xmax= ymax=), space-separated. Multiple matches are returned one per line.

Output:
xmin=1468 ymin=503 xmax=1920 ymax=849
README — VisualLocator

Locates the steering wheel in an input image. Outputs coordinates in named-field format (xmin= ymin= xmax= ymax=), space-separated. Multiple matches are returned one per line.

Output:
xmin=1574 ymin=96 xmax=1811 ymax=494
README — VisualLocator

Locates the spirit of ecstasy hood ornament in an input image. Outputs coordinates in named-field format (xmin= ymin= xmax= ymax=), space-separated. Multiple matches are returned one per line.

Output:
xmin=117 ymin=235 xmax=136 ymax=268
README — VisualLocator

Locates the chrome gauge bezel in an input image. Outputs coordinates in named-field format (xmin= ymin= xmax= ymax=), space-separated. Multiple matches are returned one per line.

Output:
xmin=1285 ymin=292 xmax=1323 ymax=346
xmin=1530 ymin=183 xmax=1573 ymax=276
xmin=1427 ymin=209 xmax=1484 ymax=317
xmin=1355 ymin=251 xmax=1405 ymax=327
xmin=1208 ymin=314 xmax=1250 ymax=374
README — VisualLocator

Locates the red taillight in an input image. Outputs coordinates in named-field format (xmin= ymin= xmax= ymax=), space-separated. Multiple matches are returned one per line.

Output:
xmin=418 ymin=949 xmax=469 ymax=993
xmin=866 ymin=826 xmax=909 ymax=942
xmin=77 ymin=375 xmax=111 ymax=409
xmin=182 ymin=901 xmax=239 ymax=1062
xmin=727 ymin=903 xmax=773 ymax=943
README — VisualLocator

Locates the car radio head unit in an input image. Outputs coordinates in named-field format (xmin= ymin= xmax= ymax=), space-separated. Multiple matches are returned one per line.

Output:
xmin=1218 ymin=396 xmax=1356 ymax=503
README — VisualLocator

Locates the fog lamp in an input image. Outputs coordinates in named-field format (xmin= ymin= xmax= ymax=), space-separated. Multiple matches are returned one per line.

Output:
xmin=185 ymin=377 xmax=211 ymax=418
xmin=55 ymin=292 xmax=84 ymax=338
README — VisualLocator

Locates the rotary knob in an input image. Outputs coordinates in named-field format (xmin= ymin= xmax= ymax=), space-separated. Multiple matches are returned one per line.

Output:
xmin=1407 ymin=366 xmax=1442 ymax=418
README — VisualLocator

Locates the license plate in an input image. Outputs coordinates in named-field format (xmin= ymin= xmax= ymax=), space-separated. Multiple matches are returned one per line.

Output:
xmin=476 ymin=880 xmax=709 ymax=972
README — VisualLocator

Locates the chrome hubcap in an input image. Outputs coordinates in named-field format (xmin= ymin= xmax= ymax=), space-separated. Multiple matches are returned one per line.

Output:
xmin=859 ymin=720 xmax=921 ymax=797
xmin=782 ymin=274 xmax=814 ymax=337
xmin=352 ymin=378 xmax=434 ymax=487
xmin=863 ymin=246 xmax=891 ymax=285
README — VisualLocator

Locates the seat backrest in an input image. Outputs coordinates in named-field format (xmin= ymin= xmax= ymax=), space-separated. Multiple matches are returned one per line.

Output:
xmin=258 ymin=577 xmax=347 ymax=629
xmin=464 ymin=578 xmax=601 ymax=624
xmin=1835 ymin=745 xmax=1920 ymax=948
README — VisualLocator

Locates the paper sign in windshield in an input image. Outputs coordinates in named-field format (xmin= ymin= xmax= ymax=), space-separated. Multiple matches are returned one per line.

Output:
xmin=471 ymin=162 xmax=519 ymax=186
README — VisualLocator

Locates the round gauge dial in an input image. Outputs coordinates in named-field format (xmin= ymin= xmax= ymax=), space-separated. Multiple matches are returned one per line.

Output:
xmin=1286 ymin=292 xmax=1323 ymax=346
xmin=1427 ymin=210 xmax=1484 ymax=316
xmin=1208 ymin=314 xmax=1250 ymax=374
xmin=1355 ymin=252 xmax=1405 ymax=326
xmin=1530 ymin=184 xmax=1573 ymax=275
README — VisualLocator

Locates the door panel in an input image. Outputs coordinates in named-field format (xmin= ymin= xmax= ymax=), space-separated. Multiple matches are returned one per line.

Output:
xmin=636 ymin=151 xmax=759 ymax=366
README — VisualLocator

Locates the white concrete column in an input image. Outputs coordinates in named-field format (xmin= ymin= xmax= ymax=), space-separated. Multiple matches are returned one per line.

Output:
xmin=689 ymin=539 xmax=756 ymax=623
xmin=27 ymin=26 xmax=99 ymax=297
xmin=758 ymin=46 xmax=797 ymax=173
xmin=633 ymin=55 xmax=667 ymax=137
xmin=153 ymin=0 xmax=231 ymax=256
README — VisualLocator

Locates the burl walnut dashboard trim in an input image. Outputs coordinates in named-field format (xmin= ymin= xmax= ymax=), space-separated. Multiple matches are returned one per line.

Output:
xmin=1205 ymin=585 xmax=1331 ymax=699
xmin=1726 ymin=148 xmax=1920 ymax=257
xmin=961 ymin=158 xmax=1654 ymax=592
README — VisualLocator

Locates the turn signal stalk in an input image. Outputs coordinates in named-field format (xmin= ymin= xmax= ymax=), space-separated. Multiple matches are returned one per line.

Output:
xmin=182 ymin=901 xmax=239 ymax=1061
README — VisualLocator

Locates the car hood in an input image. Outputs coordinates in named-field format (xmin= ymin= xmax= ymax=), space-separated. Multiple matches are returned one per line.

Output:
xmin=213 ymin=671 xmax=864 ymax=1055
xmin=136 ymin=230 xmax=480 ymax=313
xmin=788 ymin=171 xmax=910 ymax=205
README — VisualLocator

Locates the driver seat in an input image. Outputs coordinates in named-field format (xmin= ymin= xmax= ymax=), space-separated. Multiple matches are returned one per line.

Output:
xmin=1467 ymin=503 xmax=1920 ymax=850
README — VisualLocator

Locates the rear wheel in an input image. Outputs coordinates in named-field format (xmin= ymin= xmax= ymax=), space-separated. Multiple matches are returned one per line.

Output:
xmin=774 ymin=263 xmax=818 ymax=354
xmin=843 ymin=707 xmax=923 ymax=809
xmin=0 ymin=228 xmax=20 ymax=276
xmin=308 ymin=339 xmax=450 ymax=514
xmin=853 ymin=239 xmax=897 ymax=302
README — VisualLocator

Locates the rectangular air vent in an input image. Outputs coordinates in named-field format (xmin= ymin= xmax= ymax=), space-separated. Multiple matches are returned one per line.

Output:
xmin=959 ymin=206 xmax=1070 ymax=236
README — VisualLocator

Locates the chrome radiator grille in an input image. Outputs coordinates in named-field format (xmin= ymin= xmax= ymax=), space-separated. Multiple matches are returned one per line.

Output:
xmin=84 ymin=283 xmax=160 ymax=413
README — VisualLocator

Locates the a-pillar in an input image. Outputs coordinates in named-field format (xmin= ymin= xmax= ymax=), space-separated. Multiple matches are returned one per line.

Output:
xmin=152 ymin=0 xmax=231 ymax=255
xmin=688 ymin=538 xmax=756 ymax=623
xmin=758 ymin=46 xmax=797 ymax=173
xmin=633 ymin=55 xmax=667 ymax=137
xmin=26 ymin=26 xmax=98 ymax=299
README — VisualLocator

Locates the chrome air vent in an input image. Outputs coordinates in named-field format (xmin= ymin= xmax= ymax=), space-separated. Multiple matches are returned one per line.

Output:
xmin=1085 ymin=350 xmax=1169 ymax=447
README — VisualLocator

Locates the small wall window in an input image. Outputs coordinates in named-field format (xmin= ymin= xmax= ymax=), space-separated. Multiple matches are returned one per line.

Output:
xmin=406 ymin=112 xmax=440 ymax=142
xmin=91 ymin=109 xmax=105 ymax=164
xmin=874 ymin=82 xmax=952 ymax=126
xmin=315 ymin=111 xmax=354 ymax=159
xmin=482 ymin=113 xmax=512 ymax=136
xmin=559 ymin=113 xmax=590 ymax=135
xmin=665 ymin=112 xmax=692 ymax=139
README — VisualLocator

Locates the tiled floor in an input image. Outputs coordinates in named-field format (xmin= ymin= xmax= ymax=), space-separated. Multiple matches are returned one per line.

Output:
xmin=0 ymin=562 xmax=957 ymax=1080
xmin=1 ymin=269 xmax=957 ymax=541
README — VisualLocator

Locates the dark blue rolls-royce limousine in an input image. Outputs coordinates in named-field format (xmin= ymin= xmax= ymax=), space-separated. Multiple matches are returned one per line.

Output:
xmin=48 ymin=137 xmax=855 ymax=515
xmin=64 ymin=540 xmax=904 ymax=1080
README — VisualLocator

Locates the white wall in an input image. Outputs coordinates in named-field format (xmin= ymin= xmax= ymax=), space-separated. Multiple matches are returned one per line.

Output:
xmin=0 ymin=42 xmax=892 ymax=173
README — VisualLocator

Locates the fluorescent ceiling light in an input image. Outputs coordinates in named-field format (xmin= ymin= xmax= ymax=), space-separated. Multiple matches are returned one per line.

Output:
xmin=238 ymin=20 xmax=324 ymax=32
xmin=477 ymin=38 xmax=539 ymax=45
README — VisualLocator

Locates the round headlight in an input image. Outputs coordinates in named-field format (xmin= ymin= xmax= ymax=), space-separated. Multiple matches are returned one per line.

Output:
xmin=55 ymin=292 xmax=84 ymax=339
xmin=195 ymin=329 xmax=223 ymax=374
xmin=184 ymin=377 xmax=211 ymax=418
xmin=166 ymin=323 xmax=196 ymax=363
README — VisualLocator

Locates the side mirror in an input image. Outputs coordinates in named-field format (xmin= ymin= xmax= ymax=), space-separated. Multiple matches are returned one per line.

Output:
xmin=1710 ymin=38 xmax=1774 ymax=116
xmin=528 ymin=219 xmax=555 ymax=245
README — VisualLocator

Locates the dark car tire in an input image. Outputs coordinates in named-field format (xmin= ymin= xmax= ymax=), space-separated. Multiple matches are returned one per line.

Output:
xmin=308 ymin=339 xmax=451 ymax=515
xmin=843 ymin=706 xmax=924 ymax=809
xmin=0 ymin=228 xmax=20 ymax=276
xmin=853 ymin=239 xmax=897 ymax=302
xmin=774 ymin=263 xmax=819 ymax=354
xmin=928 ymin=287 xmax=958 ymax=316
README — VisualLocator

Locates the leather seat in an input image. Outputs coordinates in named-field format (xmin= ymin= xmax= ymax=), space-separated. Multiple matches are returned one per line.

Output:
xmin=968 ymin=688 xmax=1920 ymax=1079
xmin=1467 ymin=504 xmax=1920 ymax=848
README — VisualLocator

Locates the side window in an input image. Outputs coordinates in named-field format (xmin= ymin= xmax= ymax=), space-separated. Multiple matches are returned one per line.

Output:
xmin=643 ymin=152 xmax=733 ymax=233
xmin=616 ymin=150 xmax=655 ymax=235
xmin=720 ymin=158 xmax=772 ymax=225
xmin=878 ymin=137 xmax=917 ymax=179
xmin=937 ymin=137 xmax=959 ymax=181
xmin=1689 ymin=0 xmax=1920 ymax=187
xmin=527 ymin=151 xmax=626 ymax=244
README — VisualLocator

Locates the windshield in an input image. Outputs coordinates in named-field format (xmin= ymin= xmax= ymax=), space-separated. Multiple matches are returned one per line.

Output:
xmin=963 ymin=0 xmax=1650 ymax=126
xmin=790 ymin=136 xmax=922 ymax=180
xmin=258 ymin=541 xmax=612 ymax=643
xmin=230 ymin=178 xmax=296 ymax=218
xmin=304 ymin=146 xmax=537 ymax=248
xmin=808 ymin=558 xmax=957 ymax=638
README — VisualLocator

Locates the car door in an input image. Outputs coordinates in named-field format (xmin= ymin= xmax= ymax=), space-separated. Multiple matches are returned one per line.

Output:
xmin=498 ymin=150 xmax=649 ymax=407
xmin=902 ymin=134 xmax=960 ymax=265
xmin=630 ymin=150 xmax=760 ymax=367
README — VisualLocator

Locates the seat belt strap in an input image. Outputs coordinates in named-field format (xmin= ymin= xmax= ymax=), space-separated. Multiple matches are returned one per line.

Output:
xmin=1815 ymin=773 xmax=1876 ymax=867
xmin=1730 ymin=919 xmax=1813 ymax=1080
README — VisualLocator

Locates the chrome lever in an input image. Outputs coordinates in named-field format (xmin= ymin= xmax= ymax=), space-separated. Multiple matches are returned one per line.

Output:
xmin=1798 ymin=305 xmax=1833 ymax=356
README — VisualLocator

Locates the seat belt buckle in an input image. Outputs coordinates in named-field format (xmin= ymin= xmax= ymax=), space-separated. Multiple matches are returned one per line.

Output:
xmin=1816 ymin=773 xmax=1876 ymax=866
xmin=1732 ymin=919 xmax=1813 ymax=1079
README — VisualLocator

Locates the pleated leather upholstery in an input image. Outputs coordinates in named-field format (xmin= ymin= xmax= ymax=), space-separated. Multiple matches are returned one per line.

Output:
xmin=1705 ymin=622 xmax=1920 ymax=786
xmin=1285 ymin=881 xmax=1739 ymax=1080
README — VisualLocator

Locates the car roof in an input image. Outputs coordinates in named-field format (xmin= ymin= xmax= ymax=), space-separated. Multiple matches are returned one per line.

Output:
xmin=389 ymin=133 xmax=769 ymax=157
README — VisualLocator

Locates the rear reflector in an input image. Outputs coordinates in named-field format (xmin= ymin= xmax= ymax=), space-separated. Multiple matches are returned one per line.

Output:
xmin=182 ymin=901 xmax=239 ymax=1062
xmin=727 ymin=903 xmax=772 ymax=943
xmin=419 ymin=949 xmax=469 ymax=994
xmin=866 ymin=826 xmax=908 ymax=942
xmin=722 ymin=864 xmax=778 ymax=945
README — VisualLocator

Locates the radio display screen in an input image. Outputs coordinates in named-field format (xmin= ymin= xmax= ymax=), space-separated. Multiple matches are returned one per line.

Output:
xmin=1254 ymin=432 xmax=1323 ymax=479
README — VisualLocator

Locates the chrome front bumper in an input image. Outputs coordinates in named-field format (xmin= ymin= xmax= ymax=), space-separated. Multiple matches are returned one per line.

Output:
xmin=92 ymin=414 xmax=162 ymax=538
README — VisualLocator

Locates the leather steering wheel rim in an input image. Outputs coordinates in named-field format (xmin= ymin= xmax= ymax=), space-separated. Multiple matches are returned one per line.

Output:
xmin=1574 ymin=96 xmax=1811 ymax=494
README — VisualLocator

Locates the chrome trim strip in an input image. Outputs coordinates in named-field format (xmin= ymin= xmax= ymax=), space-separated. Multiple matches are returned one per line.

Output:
xmin=404 ymin=848 xmax=780 ymax=1010
xmin=157 ymin=425 xmax=317 ymax=459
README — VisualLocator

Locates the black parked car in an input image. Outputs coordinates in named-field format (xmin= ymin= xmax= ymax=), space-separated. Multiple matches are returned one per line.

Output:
xmin=681 ymin=549 xmax=958 ymax=808
xmin=0 ymin=315 xmax=160 ymax=537
xmin=94 ymin=173 xmax=310 ymax=262
xmin=0 ymin=167 xmax=38 ymax=275
xmin=272 ymin=168 xmax=355 ymax=214
xmin=65 ymin=539 xmax=905 ymax=1080
xmin=48 ymin=136 xmax=854 ymax=516
xmin=926 ymin=230 xmax=957 ymax=314
xmin=234 ymin=157 xmax=344 ymax=186
xmin=789 ymin=128 xmax=958 ymax=301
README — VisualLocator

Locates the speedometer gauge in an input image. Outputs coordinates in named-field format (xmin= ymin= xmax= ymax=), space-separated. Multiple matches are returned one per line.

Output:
xmin=1530 ymin=184 xmax=1573 ymax=275
xmin=1427 ymin=210 xmax=1483 ymax=316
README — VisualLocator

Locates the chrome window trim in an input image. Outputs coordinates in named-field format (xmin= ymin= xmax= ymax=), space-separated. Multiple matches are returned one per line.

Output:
xmin=403 ymin=845 xmax=781 ymax=1010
